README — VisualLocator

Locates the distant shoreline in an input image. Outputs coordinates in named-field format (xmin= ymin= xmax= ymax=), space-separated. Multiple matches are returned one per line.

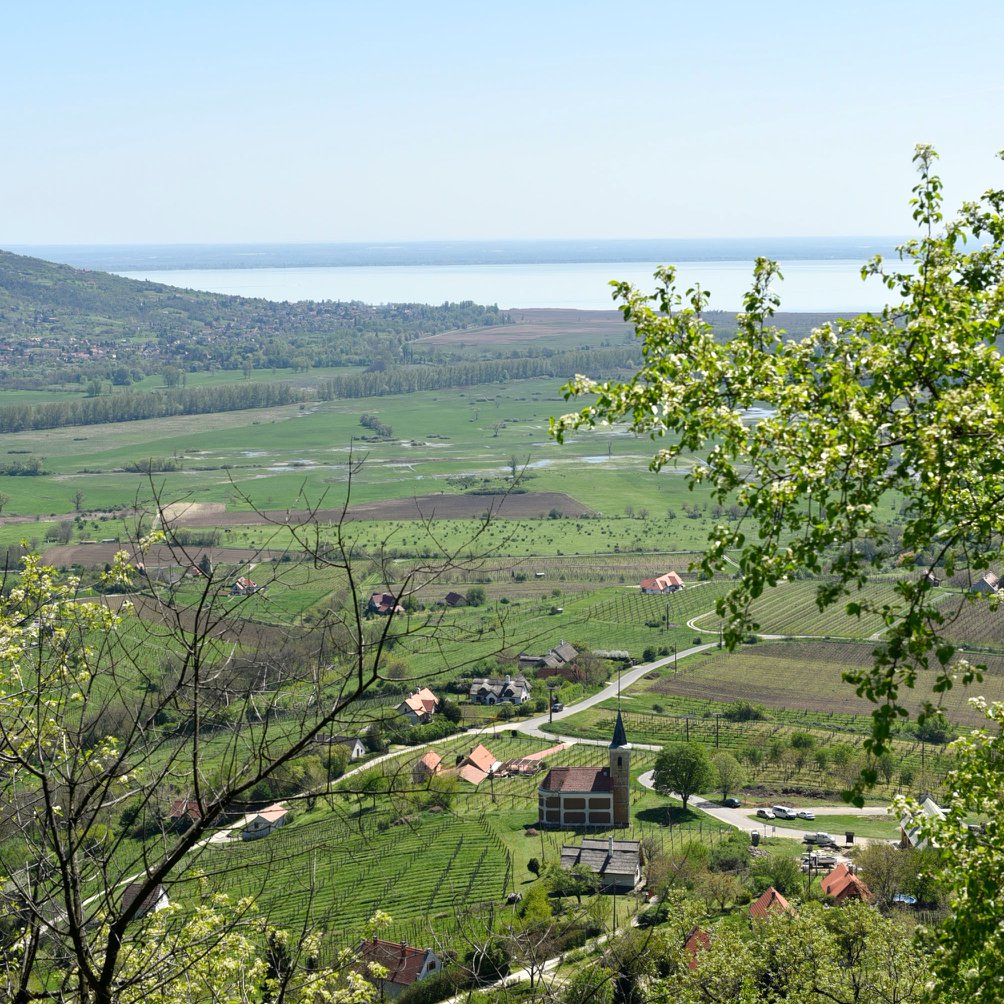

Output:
xmin=7 ymin=237 xmax=907 ymax=274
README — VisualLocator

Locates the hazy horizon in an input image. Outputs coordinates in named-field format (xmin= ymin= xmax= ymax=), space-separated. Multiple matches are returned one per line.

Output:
xmin=3 ymin=2 xmax=1002 ymax=245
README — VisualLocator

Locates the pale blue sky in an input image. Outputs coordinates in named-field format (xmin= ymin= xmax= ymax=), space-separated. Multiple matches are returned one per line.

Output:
xmin=4 ymin=1 xmax=1002 ymax=243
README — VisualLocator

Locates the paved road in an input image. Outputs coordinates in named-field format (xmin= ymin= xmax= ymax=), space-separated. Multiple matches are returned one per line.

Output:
xmin=514 ymin=641 xmax=717 ymax=742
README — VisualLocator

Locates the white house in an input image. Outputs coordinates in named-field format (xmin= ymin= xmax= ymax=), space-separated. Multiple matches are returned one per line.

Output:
xmin=242 ymin=803 xmax=289 ymax=840
xmin=468 ymin=674 xmax=532 ymax=705
xmin=640 ymin=572 xmax=685 ymax=594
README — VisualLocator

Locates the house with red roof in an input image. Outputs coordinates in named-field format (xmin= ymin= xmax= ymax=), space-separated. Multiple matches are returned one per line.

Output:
xmin=749 ymin=886 xmax=796 ymax=922
xmin=640 ymin=571 xmax=685 ymax=594
xmin=395 ymin=687 xmax=439 ymax=725
xmin=412 ymin=750 xmax=442 ymax=783
xmin=368 ymin=591 xmax=405 ymax=615
xmin=821 ymin=863 xmax=873 ymax=904
xmin=230 ymin=576 xmax=260 ymax=596
xmin=166 ymin=798 xmax=202 ymax=831
xmin=355 ymin=938 xmax=442 ymax=999
xmin=241 ymin=803 xmax=289 ymax=840
xmin=684 ymin=928 xmax=712 ymax=970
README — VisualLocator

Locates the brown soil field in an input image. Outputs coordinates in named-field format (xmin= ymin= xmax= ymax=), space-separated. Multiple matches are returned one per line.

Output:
xmin=414 ymin=308 xmax=626 ymax=346
xmin=169 ymin=491 xmax=595 ymax=527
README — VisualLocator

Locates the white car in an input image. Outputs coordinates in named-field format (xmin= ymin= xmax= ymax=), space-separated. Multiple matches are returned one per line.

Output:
xmin=797 ymin=809 xmax=816 ymax=821
xmin=756 ymin=807 xmax=776 ymax=820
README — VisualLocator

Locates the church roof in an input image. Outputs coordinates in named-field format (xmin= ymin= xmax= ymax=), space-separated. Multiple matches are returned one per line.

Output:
xmin=609 ymin=709 xmax=628 ymax=749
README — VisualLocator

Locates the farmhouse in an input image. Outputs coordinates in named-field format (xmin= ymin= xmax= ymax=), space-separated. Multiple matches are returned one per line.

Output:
xmin=230 ymin=576 xmax=260 ymax=596
xmin=412 ymin=750 xmax=442 ymax=782
xmin=538 ymin=712 xmax=631 ymax=829
xmin=355 ymin=938 xmax=442 ymax=999
xmin=242 ymin=803 xmax=288 ymax=840
xmin=316 ymin=735 xmax=367 ymax=760
xmin=821 ymin=863 xmax=873 ymax=904
xmin=749 ymin=886 xmax=796 ymax=922
xmin=559 ymin=837 xmax=643 ymax=892
xmin=122 ymin=881 xmax=170 ymax=920
xmin=468 ymin=673 xmax=532 ymax=705
xmin=166 ymin=798 xmax=202 ymax=831
xmin=368 ymin=591 xmax=404 ymax=615
xmin=972 ymin=571 xmax=999 ymax=595
xmin=396 ymin=687 xmax=439 ymax=724
xmin=444 ymin=591 xmax=465 ymax=607
xmin=518 ymin=641 xmax=578 ymax=672
xmin=639 ymin=571 xmax=685 ymax=593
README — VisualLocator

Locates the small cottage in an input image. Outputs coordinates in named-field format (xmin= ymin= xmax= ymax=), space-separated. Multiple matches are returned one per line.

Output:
xmin=396 ymin=687 xmax=439 ymax=724
xmin=821 ymin=863 xmax=873 ymax=904
xmin=316 ymin=735 xmax=367 ymax=760
xmin=355 ymin=938 xmax=442 ymax=999
xmin=242 ymin=803 xmax=289 ymax=840
xmin=900 ymin=796 xmax=945 ymax=849
xmin=368 ymin=591 xmax=405 ymax=615
xmin=749 ymin=886 xmax=796 ymax=923
xmin=166 ymin=798 xmax=202 ymax=831
xmin=559 ymin=837 xmax=643 ymax=892
xmin=639 ymin=571 xmax=685 ymax=594
xmin=412 ymin=750 xmax=443 ymax=783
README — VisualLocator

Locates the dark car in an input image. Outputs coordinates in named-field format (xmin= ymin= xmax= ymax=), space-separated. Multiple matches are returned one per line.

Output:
xmin=723 ymin=797 xmax=742 ymax=808
xmin=550 ymin=702 xmax=564 ymax=713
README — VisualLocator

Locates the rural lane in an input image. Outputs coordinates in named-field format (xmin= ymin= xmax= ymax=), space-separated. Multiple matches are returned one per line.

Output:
xmin=512 ymin=641 xmax=718 ymax=743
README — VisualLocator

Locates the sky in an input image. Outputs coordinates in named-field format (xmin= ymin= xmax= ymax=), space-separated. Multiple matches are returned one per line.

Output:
xmin=4 ymin=0 xmax=1004 ymax=244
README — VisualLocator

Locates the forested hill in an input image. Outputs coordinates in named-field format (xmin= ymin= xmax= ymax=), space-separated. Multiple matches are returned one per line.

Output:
xmin=0 ymin=249 xmax=511 ymax=389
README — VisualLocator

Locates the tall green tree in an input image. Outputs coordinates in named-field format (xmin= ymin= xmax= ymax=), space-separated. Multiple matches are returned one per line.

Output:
xmin=553 ymin=146 xmax=1004 ymax=799
xmin=652 ymin=742 xmax=713 ymax=812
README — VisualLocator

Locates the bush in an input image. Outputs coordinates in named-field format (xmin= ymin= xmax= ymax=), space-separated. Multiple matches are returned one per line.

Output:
xmin=723 ymin=700 xmax=768 ymax=723
xmin=396 ymin=967 xmax=463 ymax=1004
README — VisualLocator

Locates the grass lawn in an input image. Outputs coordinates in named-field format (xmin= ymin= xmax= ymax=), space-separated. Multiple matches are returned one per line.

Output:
xmin=759 ymin=813 xmax=899 ymax=840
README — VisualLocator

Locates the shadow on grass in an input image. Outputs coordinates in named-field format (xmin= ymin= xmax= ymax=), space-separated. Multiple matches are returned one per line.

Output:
xmin=636 ymin=805 xmax=700 ymax=827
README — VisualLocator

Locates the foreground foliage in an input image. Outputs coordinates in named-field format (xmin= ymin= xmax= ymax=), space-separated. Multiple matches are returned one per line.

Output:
xmin=554 ymin=146 xmax=1004 ymax=796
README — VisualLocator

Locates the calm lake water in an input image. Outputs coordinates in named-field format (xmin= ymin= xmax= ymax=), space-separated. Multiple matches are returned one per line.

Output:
xmin=115 ymin=258 xmax=902 ymax=313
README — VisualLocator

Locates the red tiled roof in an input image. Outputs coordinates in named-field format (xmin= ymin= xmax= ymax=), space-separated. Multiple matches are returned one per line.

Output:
xmin=539 ymin=766 xmax=612 ymax=793
xmin=684 ymin=927 xmax=711 ymax=969
xmin=168 ymin=798 xmax=201 ymax=821
xmin=356 ymin=938 xmax=433 ymax=987
xmin=465 ymin=743 xmax=497 ymax=774
xmin=253 ymin=803 xmax=288 ymax=824
xmin=749 ymin=886 xmax=795 ymax=921
xmin=458 ymin=764 xmax=488 ymax=785
xmin=417 ymin=751 xmax=441 ymax=771
xmin=822 ymin=865 xmax=873 ymax=903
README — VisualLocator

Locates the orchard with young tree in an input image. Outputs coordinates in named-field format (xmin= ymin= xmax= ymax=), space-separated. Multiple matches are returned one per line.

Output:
xmin=555 ymin=146 xmax=1004 ymax=1001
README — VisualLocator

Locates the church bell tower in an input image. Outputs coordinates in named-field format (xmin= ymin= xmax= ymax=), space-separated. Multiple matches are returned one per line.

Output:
xmin=609 ymin=709 xmax=631 ymax=828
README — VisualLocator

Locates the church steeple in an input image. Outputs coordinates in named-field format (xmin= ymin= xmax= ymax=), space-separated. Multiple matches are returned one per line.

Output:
xmin=610 ymin=708 xmax=628 ymax=749
xmin=609 ymin=710 xmax=631 ymax=827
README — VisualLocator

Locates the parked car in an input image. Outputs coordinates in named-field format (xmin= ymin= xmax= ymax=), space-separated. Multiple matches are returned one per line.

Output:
xmin=803 ymin=831 xmax=837 ymax=847
xmin=772 ymin=805 xmax=798 ymax=820
xmin=550 ymin=702 xmax=564 ymax=713
xmin=756 ymin=807 xmax=776 ymax=820
xmin=797 ymin=809 xmax=816 ymax=821
xmin=723 ymin=797 xmax=742 ymax=808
